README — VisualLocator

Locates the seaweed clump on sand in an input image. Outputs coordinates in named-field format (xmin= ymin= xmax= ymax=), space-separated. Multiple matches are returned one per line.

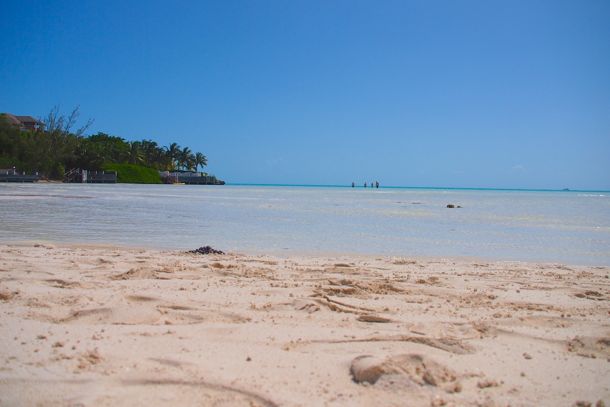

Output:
xmin=188 ymin=246 xmax=225 ymax=255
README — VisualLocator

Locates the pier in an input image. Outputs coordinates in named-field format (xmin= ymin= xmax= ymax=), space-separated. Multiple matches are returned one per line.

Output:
xmin=64 ymin=169 xmax=117 ymax=183
xmin=0 ymin=169 xmax=39 ymax=183
xmin=160 ymin=170 xmax=225 ymax=185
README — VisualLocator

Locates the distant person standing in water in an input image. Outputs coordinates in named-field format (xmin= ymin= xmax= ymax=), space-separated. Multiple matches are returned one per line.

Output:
xmin=376 ymin=181 xmax=379 ymax=188
xmin=351 ymin=182 xmax=355 ymax=188
xmin=364 ymin=182 xmax=367 ymax=188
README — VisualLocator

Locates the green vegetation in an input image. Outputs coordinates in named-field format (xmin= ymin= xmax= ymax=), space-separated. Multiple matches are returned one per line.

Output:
xmin=102 ymin=163 xmax=161 ymax=184
xmin=0 ymin=107 xmax=218 ymax=183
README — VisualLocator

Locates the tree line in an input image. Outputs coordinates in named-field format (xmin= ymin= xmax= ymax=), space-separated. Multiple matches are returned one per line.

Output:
xmin=0 ymin=108 xmax=208 ymax=179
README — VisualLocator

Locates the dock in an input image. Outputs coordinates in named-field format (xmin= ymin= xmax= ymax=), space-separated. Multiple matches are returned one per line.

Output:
xmin=64 ymin=169 xmax=117 ymax=183
xmin=0 ymin=169 xmax=39 ymax=183
xmin=160 ymin=171 xmax=224 ymax=185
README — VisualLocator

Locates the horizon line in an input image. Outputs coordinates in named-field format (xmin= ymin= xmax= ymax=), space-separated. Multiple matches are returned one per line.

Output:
xmin=225 ymin=183 xmax=610 ymax=193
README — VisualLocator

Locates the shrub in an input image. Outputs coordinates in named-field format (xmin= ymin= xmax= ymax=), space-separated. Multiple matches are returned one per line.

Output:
xmin=102 ymin=163 xmax=161 ymax=184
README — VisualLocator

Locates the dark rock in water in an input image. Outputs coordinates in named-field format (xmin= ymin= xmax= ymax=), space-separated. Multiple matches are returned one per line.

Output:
xmin=446 ymin=204 xmax=455 ymax=208
xmin=188 ymin=246 xmax=224 ymax=255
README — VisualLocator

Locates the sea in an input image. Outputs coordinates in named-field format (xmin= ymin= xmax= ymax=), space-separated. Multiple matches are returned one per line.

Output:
xmin=1 ymin=183 xmax=609 ymax=266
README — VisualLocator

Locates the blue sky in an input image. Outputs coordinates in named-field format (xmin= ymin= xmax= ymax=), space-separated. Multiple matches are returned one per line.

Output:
xmin=1 ymin=0 xmax=609 ymax=189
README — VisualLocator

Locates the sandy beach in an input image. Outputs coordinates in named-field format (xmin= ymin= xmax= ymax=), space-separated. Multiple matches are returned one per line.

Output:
xmin=0 ymin=243 xmax=608 ymax=406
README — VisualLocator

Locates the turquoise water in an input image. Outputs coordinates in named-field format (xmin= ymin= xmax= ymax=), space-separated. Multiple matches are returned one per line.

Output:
xmin=1 ymin=183 xmax=609 ymax=265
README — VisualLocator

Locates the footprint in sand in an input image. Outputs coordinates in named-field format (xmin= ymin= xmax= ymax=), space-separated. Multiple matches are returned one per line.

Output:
xmin=43 ymin=279 xmax=81 ymax=289
xmin=59 ymin=307 xmax=161 ymax=325
xmin=52 ymin=298 xmax=249 ymax=325
xmin=567 ymin=336 xmax=610 ymax=359
xmin=0 ymin=290 xmax=18 ymax=301
xmin=157 ymin=305 xmax=249 ymax=324
xmin=350 ymin=353 xmax=462 ymax=393
xmin=110 ymin=267 xmax=158 ymax=280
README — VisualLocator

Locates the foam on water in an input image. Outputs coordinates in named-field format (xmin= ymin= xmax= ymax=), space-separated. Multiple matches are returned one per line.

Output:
xmin=1 ymin=183 xmax=609 ymax=265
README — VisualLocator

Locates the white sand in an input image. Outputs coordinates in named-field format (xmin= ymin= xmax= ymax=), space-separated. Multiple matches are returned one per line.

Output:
xmin=0 ymin=243 xmax=608 ymax=406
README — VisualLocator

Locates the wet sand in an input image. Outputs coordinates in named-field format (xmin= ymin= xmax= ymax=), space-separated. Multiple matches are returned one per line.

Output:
xmin=0 ymin=243 xmax=608 ymax=406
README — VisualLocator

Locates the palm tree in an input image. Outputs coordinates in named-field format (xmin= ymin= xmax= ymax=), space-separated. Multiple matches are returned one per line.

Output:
xmin=140 ymin=139 xmax=158 ymax=167
xmin=179 ymin=146 xmax=193 ymax=171
xmin=127 ymin=141 xmax=143 ymax=164
xmin=165 ymin=142 xmax=181 ymax=170
xmin=194 ymin=152 xmax=207 ymax=172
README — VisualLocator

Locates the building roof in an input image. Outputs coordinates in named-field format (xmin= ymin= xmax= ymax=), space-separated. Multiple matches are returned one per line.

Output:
xmin=1 ymin=113 xmax=21 ymax=126
xmin=14 ymin=115 xmax=40 ymax=124
xmin=1 ymin=113 xmax=42 ymax=127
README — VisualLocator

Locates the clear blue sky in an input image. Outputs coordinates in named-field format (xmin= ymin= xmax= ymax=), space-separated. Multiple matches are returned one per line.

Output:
xmin=1 ymin=0 xmax=609 ymax=189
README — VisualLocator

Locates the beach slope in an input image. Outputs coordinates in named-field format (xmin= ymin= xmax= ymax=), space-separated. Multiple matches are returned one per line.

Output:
xmin=0 ymin=244 xmax=608 ymax=406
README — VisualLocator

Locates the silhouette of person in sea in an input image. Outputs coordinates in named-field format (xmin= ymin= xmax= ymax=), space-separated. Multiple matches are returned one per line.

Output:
xmin=351 ymin=182 xmax=355 ymax=188
xmin=364 ymin=182 xmax=367 ymax=188
xmin=375 ymin=181 xmax=379 ymax=188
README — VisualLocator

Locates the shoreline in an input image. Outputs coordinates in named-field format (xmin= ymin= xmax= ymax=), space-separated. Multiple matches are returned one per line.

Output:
xmin=3 ymin=239 xmax=610 ymax=269
xmin=0 ymin=243 xmax=608 ymax=406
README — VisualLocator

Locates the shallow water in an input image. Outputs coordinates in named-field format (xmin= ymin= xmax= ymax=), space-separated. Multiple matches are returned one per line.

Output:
xmin=1 ymin=183 xmax=609 ymax=265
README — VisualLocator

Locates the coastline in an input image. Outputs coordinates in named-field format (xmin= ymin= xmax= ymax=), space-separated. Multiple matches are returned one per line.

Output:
xmin=1 ymin=243 xmax=608 ymax=406
xmin=2 ymin=239 xmax=608 ymax=269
